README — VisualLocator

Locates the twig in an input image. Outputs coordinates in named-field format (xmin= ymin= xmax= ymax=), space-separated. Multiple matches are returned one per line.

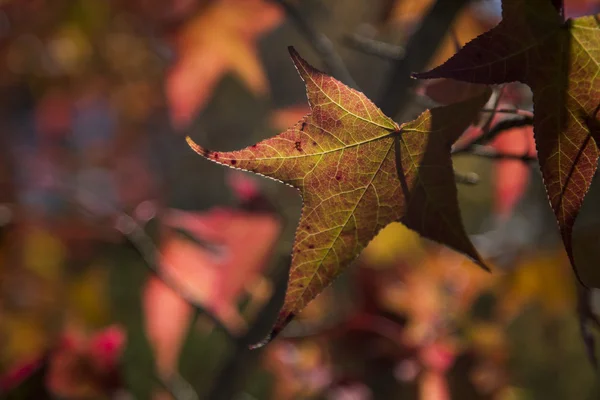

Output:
xmin=454 ymin=170 xmax=479 ymax=185
xmin=459 ymin=144 xmax=536 ymax=162
xmin=378 ymin=0 xmax=472 ymax=118
xmin=70 ymin=190 xmax=236 ymax=341
xmin=552 ymin=0 xmax=565 ymax=20
xmin=481 ymin=108 xmax=534 ymax=118
xmin=449 ymin=26 xmax=461 ymax=54
xmin=206 ymin=255 xmax=292 ymax=400
xmin=480 ymin=86 xmax=504 ymax=135
xmin=452 ymin=116 xmax=535 ymax=155
xmin=577 ymin=284 xmax=600 ymax=367
xmin=162 ymin=373 xmax=201 ymax=400
xmin=343 ymin=32 xmax=404 ymax=60
xmin=113 ymin=212 xmax=234 ymax=341
xmin=273 ymin=0 xmax=357 ymax=87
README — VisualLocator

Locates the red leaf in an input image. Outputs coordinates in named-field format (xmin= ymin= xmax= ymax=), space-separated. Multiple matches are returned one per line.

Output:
xmin=166 ymin=0 xmax=283 ymax=127
xmin=143 ymin=205 xmax=280 ymax=373
xmin=415 ymin=0 xmax=600 ymax=277
xmin=491 ymin=125 xmax=536 ymax=218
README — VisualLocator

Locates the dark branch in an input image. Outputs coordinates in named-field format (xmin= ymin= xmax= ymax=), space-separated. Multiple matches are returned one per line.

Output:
xmin=114 ymin=212 xmax=235 ymax=342
xmin=551 ymin=0 xmax=565 ymax=20
xmin=273 ymin=0 xmax=357 ymax=87
xmin=378 ymin=0 xmax=471 ymax=118
xmin=344 ymin=32 xmax=404 ymax=60
xmin=452 ymin=116 xmax=535 ymax=156
xmin=481 ymin=108 xmax=534 ymax=118
xmin=459 ymin=144 xmax=537 ymax=162
xmin=454 ymin=170 xmax=480 ymax=185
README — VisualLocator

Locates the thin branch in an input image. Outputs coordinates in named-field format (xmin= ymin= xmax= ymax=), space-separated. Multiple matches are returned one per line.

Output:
xmin=449 ymin=26 xmax=461 ymax=54
xmin=480 ymin=86 xmax=504 ymax=135
xmin=473 ymin=116 xmax=534 ymax=147
xmin=454 ymin=170 xmax=480 ymax=185
xmin=162 ymin=373 xmax=201 ymax=400
xmin=460 ymin=144 xmax=537 ymax=162
xmin=378 ymin=0 xmax=471 ymax=118
xmin=344 ymin=32 xmax=404 ymax=60
xmin=273 ymin=0 xmax=357 ymax=87
xmin=70 ymin=188 xmax=236 ymax=343
xmin=206 ymin=254 xmax=292 ymax=400
xmin=481 ymin=108 xmax=534 ymax=118
xmin=113 ymin=212 xmax=234 ymax=341
xmin=452 ymin=116 xmax=535 ymax=155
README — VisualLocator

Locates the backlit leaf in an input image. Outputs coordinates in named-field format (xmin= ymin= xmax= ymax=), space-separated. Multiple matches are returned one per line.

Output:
xmin=187 ymin=47 xmax=489 ymax=338
xmin=415 ymin=0 xmax=600 ymax=278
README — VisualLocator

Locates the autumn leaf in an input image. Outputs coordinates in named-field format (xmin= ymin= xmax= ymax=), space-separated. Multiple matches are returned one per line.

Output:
xmin=491 ymin=124 xmax=535 ymax=218
xmin=415 ymin=0 xmax=600 ymax=277
xmin=166 ymin=0 xmax=282 ymax=127
xmin=144 ymin=197 xmax=280 ymax=376
xmin=186 ymin=47 xmax=490 ymax=339
xmin=161 ymin=207 xmax=279 ymax=328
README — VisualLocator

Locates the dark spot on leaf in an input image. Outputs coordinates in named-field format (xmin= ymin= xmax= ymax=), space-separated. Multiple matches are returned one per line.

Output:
xmin=308 ymin=244 xmax=314 ymax=249
xmin=301 ymin=122 xmax=307 ymax=131
xmin=336 ymin=174 xmax=342 ymax=181
xmin=312 ymin=141 xmax=317 ymax=146
xmin=295 ymin=141 xmax=303 ymax=152
xmin=213 ymin=153 xmax=219 ymax=160
xmin=306 ymin=225 xmax=311 ymax=231
xmin=252 ymin=144 xmax=257 ymax=148
xmin=231 ymin=160 xmax=237 ymax=165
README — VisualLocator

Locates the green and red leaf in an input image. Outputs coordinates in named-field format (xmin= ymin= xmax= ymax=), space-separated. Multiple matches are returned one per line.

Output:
xmin=415 ymin=0 xmax=600 ymax=279
xmin=187 ymin=47 xmax=490 ymax=339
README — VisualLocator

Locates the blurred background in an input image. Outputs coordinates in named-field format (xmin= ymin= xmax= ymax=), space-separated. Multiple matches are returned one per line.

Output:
xmin=1 ymin=0 xmax=600 ymax=399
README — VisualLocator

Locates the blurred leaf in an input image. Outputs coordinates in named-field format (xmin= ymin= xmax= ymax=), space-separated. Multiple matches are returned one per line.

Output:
xmin=490 ymin=125 xmax=535 ymax=219
xmin=0 ymin=357 xmax=51 ymax=400
xmin=157 ymin=206 xmax=280 ymax=335
xmin=506 ymin=309 xmax=597 ymax=400
xmin=503 ymin=253 xmax=575 ymax=317
xmin=166 ymin=0 xmax=282 ymax=126
xmin=22 ymin=227 xmax=65 ymax=280
xmin=362 ymin=222 xmax=425 ymax=266
xmin=45 ymin=326 xmax=124 ymax=399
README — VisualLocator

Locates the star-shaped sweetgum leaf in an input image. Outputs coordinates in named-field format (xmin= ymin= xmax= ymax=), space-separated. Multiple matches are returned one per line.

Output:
xmin=414 ymin=0 xmax=600 ymax=278
xmin=187 ymin=47 xmax=490 ymax=339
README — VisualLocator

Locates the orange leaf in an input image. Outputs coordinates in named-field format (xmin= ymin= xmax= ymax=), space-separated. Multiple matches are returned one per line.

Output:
xmin=143 ymin=206 xmax=280 ymax=375
xmin=166 ymin=0 xmax=283 ymax=127
xmin=491 ymin=125 xmax=535 ymax=218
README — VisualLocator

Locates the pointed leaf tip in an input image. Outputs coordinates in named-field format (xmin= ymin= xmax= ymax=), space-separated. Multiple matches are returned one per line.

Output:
xmin=287 ymin=47 xmax=324 ymax=83
xmin=287 ymin=45 xmax=298 ymax=58
xmin=186 ymin=136 xmax=210 ymax=158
